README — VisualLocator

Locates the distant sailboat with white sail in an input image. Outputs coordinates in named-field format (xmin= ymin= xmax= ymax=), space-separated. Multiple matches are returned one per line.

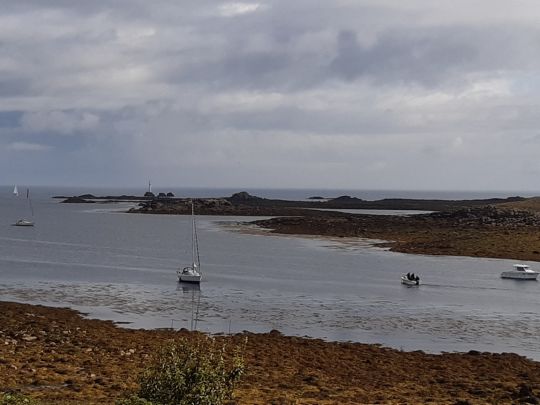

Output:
xmin=14 ymin=186 xmax=34 ymax=227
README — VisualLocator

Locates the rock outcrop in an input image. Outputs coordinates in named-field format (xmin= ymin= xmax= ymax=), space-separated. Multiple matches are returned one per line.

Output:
xmin=61 ymin=196 xmax=95 ymax=203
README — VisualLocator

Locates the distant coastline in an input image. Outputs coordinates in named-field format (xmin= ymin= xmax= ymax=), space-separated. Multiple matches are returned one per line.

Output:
xmin=56 ymin=190 xmax=526 ymax=212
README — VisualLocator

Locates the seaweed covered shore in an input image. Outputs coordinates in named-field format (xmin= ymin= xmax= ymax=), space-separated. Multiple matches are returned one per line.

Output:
xmin=2 ymin=301 xmax=540 ymax=404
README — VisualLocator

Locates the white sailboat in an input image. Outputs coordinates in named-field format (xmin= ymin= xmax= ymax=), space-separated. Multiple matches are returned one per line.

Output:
xmin=14 ymin=187 xmax=35 ymax=227
xmin=177 ymin=200 xmax=202 ymax=284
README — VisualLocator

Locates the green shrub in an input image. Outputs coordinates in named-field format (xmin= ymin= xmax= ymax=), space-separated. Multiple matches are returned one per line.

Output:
xmin=115 ymin=395 xmax=154 ymax=405
xmin=120 ymin=336 xmax=245 ymax=405
xmin=0 ymin=393 xmax=38 ymax=405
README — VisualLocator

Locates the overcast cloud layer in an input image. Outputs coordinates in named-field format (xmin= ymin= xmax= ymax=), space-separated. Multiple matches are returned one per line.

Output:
xmin=3 ymin=0 xmax=540 ymax=191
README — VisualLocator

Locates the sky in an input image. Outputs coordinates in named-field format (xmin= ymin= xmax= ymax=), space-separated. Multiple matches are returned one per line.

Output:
xmin=2 ymin=0 xmax=540 ymax=191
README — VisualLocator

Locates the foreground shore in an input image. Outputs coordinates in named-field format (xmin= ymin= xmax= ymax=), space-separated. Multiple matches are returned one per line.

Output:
xmin=2 ymin=301 xmax=540 ymax=404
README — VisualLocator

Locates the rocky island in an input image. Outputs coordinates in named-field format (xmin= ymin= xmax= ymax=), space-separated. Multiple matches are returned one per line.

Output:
xmin=125 ymin=191 xmax=540 ymax=262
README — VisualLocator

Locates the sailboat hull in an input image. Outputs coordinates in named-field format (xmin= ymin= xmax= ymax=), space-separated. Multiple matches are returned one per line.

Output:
xmin=178 ymin=275 xmax=201 ymax=283
xmin=177 ymin=266 xmax=201 ymax=283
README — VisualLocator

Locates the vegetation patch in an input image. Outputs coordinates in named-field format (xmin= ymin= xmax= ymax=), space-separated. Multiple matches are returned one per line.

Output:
xmin=118 ymin=336 xmax=245 ymax=405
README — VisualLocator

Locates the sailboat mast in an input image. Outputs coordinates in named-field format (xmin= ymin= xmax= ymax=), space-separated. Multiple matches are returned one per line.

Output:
xmin=27 ymin=188 xmax=34 ymax=217
xmin=191 ymin=200 xmax=201 ymax=272
xmin=191 ymin=201 xmax=196 ymax=267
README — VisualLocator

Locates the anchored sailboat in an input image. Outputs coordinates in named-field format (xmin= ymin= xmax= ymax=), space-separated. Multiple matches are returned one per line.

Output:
xmin=177 ymin=200 xmax=202 ymax=284
xmin=14 ymin=187 xmax=34 ymax=227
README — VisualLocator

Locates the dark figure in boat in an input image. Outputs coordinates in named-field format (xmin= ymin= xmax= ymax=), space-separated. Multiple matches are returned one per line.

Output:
xmin=406 ymin=273 xmax=420 ymax=284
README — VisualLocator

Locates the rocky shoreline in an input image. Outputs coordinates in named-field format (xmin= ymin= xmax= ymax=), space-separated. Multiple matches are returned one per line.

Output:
xmin=253 ymin=205 xmax=540 ymax=262
xmin=60 ymin=191 xmax=526 ymax=213
xmin=2 ymin=301 xmax=540 ymax=404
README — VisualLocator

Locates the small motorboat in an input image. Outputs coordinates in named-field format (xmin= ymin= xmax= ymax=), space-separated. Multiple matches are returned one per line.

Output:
xmin=401 ymin=274 xmax=420 ymax=286
xmin=14 ymin=219 xmax=34 ymax=227
xmin=500 ymin=264 xmax=539 ymax=280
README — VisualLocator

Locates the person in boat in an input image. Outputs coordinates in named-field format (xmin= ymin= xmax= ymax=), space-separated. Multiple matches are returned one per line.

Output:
xmin=406 ymin=272 xmax=411 ymax=280
xmin=409 ymin=273 xmax=415 ymax=280
xmin=415 ymin=275 xmax=420 ymax=284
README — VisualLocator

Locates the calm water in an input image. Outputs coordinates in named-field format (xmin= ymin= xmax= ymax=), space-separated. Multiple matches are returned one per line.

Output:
xmin=1 ymin=187 xmax=540 ymax=360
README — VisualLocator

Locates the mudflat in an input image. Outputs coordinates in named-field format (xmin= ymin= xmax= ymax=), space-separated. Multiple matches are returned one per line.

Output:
xmin=2 ymin=301 xmax=540 ymax=404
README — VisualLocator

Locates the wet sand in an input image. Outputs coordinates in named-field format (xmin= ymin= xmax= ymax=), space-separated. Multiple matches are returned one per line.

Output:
xmin=2 ymin=301 xmax=540 ymax=404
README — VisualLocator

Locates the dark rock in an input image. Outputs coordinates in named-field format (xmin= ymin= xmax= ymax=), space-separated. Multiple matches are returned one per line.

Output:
xmin=331 ymin=195 xmax=363 ymax=202
xmin=61 ymin=197 xmax=95 ymax=204
xmin=302 ymin=375 xmax=318 ymax=385
xmin=269 ymin=329 xmax=283 ymax=337
xmin=229 ymin=191 xmax=262 ymax=202
xmin=519 ymin=384 xmax=534 ymax=398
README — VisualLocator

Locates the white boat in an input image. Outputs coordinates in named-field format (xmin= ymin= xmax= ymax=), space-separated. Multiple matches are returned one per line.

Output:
xmin=177 ymin=201 xmax=202 ymax=284
xmin=500 ymin=264 xmax=539 ymax=280
xmin=401 ymin=274 xmax=420 ymax=286
xmin=13 ymin=187 xmax=34 ymax=227
xmin=14 ymin=219 xmax=34 ymax=227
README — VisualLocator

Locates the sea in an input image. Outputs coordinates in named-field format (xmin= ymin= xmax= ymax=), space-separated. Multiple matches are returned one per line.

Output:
xmin=2 ymin=186 xmax=540 ymax=360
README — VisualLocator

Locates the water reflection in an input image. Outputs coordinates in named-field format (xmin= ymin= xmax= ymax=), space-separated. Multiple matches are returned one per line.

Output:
xmin=179 ymin=283 xmax=200 ymax=293
xmin=177 ymin=282 xmax=201 ymax=331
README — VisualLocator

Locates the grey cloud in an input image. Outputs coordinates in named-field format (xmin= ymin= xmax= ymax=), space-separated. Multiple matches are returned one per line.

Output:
xmin=218 ymin=106 xmax=404 ymax=136
xmin=328 ymin=26 xmax=535 ymax=87
xmin=0 ymin=111 xmax=22 ymax=128
xmin=0 ymin=78 xmax=31 ymax=97
xmin=158 ymin=18 xmax=540 ymax=93
xmin=3 ymin=0 xmax=540 ymax=189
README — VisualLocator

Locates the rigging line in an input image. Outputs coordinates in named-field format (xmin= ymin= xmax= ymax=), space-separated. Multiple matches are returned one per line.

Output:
xmin=27 ymin=189 xmax=34 ymax=217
